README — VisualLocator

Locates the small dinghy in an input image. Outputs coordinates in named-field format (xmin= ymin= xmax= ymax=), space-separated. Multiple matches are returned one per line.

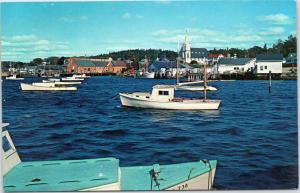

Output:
xmin=20 ymin=83 xmax=77 ymax=91
xmin=2 ymin=123 xmax=217 ymax=191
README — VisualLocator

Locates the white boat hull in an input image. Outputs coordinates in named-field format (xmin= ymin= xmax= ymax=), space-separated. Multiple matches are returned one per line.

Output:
xmin=120 ymin=93 xmax=220 ymax=110
xmin=42 ymin=80 xmax=82 ymax=85
xmin=167 ymin=167 xmax=216 ymax=190
xmin=61 ymin=77 xmax=84 ymax=81
xmin=136 ymin=72 xmax=155 ymax=79
xmin=176 ymin=85 xmax=217 ymax=91
xmin=6 ymin=77 xmax=24 ymax=80
xmin=20 ymin=83 xmax=77 ymax=91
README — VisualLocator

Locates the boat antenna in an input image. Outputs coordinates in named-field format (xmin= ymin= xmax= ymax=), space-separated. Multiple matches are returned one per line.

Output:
xmin=203 ymin=61 xmax=207 ymax=101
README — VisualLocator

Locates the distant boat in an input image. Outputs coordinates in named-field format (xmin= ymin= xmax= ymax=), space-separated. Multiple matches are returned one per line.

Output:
xmin=2 ymin=123 xmax=217 ymax=191
xmin=61 ymin=77 xmax=84 ymax=81
xmin=176 ymin=85 xmax=217 ymax=91
xmin=20 ymin=83 xmax=77 ymax=91
xmin=6 ymin=74 xmax=24 ymax=80
xmin=135 ymin=71 xmax=155 ymax=79
xmin=42 ymin=80 xmax=82 ymax=85
xmin=72 ymin=74 xmax=91 ymax=78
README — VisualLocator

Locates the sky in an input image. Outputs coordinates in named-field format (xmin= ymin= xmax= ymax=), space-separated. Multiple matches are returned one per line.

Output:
xmin=1 ymin=0 xmax=297 ymax=62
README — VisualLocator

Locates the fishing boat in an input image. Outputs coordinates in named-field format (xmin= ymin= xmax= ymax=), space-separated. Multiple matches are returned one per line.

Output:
xmin=72 ymin=74 xmax=90 ymax=78
xmin=2 ymin=123 xmax=217 ymax=191
xmin=176 ymin=85 xmax=217 ymax=91
xmin=42 ymin=80 xmax=82 ymax=85
xmin=20 ymin=83 xmax=77 ymax=91
xmin=135 ymin=57 xmax=155 ymax=79
xmin=120 ymin=62 xmax=221 ymax=110
xmin=5 ymin=74 xmax=24 ymax=80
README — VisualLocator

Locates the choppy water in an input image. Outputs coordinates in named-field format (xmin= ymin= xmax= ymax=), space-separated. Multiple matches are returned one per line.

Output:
xmin=2 ymin=77 xmax=298 ymax=189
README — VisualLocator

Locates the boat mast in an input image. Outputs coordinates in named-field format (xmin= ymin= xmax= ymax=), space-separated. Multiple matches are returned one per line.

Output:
xmin=176 ymin=40 xmax=180 ymax=84
xmin=203 ymin=61 xmax=207 ymax=101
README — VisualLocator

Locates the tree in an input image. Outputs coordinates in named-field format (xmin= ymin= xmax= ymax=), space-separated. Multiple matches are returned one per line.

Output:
xmin=32 ymin=58 xmax=43 ymax=65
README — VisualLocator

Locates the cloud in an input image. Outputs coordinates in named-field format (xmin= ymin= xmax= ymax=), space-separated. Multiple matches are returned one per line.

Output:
xmin=150 ymin=27 xmax=288 ymax=49
xmin=59 ymin=16 xmax=88 ymax=23
xmin=259 ymin=27 xmax=285 ymax=35
xmin=122 ymin=12 xmax=131 ymax=19
xmin=257 ymin=13 xmax=292 ymax=25
xmin=121 ymin=13 xmax=143 ymax=20
xmin=1 ymin=34 xmax=70 ymax=62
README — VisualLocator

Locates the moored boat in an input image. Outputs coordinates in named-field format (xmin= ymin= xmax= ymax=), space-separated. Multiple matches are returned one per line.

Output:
xmin=5 ymin=74 xmax=24 ymax=80
xmin=2 ymin=123 xmax=217 ymax=191
xmin=61 ymin=77 xmax=84 ymax=81
xmin=42 ymin=80 xmax=82 ymax=85
xmin=20 ymin=83 xmax=77 ymax=91
xmin=119 ymin=85 xmax=221 ymax=110
xmin=176 ymin=85 xmax=217 ymax=91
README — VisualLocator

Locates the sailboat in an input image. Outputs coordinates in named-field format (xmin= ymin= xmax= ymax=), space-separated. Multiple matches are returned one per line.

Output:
xmin=3 ymin=123 xmax=217 ymax=191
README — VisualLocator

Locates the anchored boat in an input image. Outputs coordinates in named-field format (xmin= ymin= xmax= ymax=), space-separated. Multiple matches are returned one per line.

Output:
xmin=2 ymin=123 xmax=217 ymax=191
xmin=6 ymin=74 xmax=24 ymax=80
xmin=42 ymin=80 xmax=82 ymax=85
xmin=20 ymin=83 xmax=77 ymax=91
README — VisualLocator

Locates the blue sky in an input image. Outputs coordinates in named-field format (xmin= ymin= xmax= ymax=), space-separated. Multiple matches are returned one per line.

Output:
xmin=1 ymin=0 xmax=297 ymax=62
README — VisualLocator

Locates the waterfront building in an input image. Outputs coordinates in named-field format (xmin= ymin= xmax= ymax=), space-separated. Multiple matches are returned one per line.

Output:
xmin=214 ymin=58 xmax=256 ymax=75
xmin=254 ymin=54 xmax=283 ymax=74
xmin=286 ymin=53 xmax=297 ymax=65
xmin=179 ymin=35 xmax=209 ymax=64
xmin=65 ymin=58 xmax=127 ymax=74
xmin=208 ymin=53 xmax=225 ymax=65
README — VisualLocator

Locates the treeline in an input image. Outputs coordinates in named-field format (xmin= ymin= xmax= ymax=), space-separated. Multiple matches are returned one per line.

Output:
xmin=210 ymin=34 xmax=297 ymax=58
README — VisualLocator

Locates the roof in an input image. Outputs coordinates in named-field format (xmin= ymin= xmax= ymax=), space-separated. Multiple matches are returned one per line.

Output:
xmin=4 ymin=157 xmax=119 ymax=191
xmin=113 ymin=60 xmax=127 ymax=67
xmin=218 ymin=58 xmax=253 ymax=65
xmin=74 ymin=59 xmax=108 ymax=67
xmin=152 ymin=85 xmax=175 ymax=89
xmin=208 ymin=53 xmax=224 ymax=59
xmin=191 ymin=48 xmax=208 ymax=58
xmin=150 ymin=61 xmax=176 ymax=69
xmin=256 ymin=54 xmax=283 ymax=61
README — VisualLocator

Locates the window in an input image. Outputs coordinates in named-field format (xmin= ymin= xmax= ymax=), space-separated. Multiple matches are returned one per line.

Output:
xmin=260 ymin=66 xmax=263 ymax=71
xmin=159 ymin=91 xmax=169 ymax=96
xmin=265 ymin=66 xmax=267 ymax=70
xmin=2 ymin=136 xmax=12 ymax=152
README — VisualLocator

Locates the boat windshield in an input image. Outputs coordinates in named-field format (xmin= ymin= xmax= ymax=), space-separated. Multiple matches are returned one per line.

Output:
xmin=2 ymin=135 xmax=12 ymax=152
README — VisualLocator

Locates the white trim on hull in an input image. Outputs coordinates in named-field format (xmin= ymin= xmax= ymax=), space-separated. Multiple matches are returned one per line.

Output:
xmin=120 ymin=93 xmax=221 ymax=110
xmin=20 ymin=83 xmax=77 ymax=91
xmin=167 ymin=167 xmax=216 ymax=190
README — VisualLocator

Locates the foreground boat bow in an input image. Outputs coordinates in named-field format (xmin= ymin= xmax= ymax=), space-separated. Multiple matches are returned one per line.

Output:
xmin=2 ymin=124 xmax=217 ymax=191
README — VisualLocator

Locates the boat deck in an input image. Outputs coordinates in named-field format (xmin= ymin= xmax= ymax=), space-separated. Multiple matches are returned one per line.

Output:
xmin=121 ymin=160 xmax=217 ymax=190
xmin=3 ymin=157 xmax=119 ymax=192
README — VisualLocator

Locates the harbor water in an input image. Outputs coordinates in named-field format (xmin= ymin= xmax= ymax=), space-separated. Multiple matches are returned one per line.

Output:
xmin=2 ymin=77 xmax=298 ymax=189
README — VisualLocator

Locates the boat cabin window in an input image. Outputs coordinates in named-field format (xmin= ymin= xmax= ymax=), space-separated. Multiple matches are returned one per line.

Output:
xmin=2 ymin=136 xmax=12 ymax=152
xmin=159 ymin=90 xmax=169 ymax=96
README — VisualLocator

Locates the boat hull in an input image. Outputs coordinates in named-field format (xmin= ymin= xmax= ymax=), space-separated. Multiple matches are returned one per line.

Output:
xmin=136 ymin=72 xmax=155 ymax=79
xmin=20 ymin=83 xmax=77 ymax=91
xmin=120 ymin=93 xmax=220 ymax=110
xmin=176 ymin=85 xmax=217 ymax=91
xmin=42 ymin=80 xmax=82 ymax=85
xmin=6 ymin=77 xmax=24 ymax=80
xmin=61 ymin=77 xmax=84 ymax=81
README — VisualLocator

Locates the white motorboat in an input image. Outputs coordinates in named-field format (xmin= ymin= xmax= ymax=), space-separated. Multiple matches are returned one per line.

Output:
xmin=2 ymin=123 xmax=217 ymax=191
xmin=119 ymin=85 xmax=221 ymax=110
xmin=5 ymin=74 xmax=24 ymax=80
xmin=61 ymin=77 xmax=84 ymax=81
xmin=42 ymin=80 xmax=82 ymax=85
xmin=20 ymin=83 xmax=77 ymax=91
xmin=135 ymin=71 xmax=155 ymax=79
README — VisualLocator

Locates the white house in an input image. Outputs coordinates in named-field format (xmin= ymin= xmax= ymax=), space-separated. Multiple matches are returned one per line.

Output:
xmin=213 ymin=57 xmax=256 ymax=75
xmin=179 ymin=36 xmax=208 ymax=64
xmin=255 ymin=54 xmax=283 ymax=74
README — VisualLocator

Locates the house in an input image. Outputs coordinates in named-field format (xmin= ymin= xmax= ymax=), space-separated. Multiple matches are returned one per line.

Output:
xmin=208 ymin=53 xmax=225 ymax=65
xmin=179 ymin=35 xmax=209 ymax=64
xmin=214 ymin=58 xmax=256 ymax=75
xmin=66 ymin=58 xmax=113 ymax=74
xmin=112 ymin=60 xmax=128 ymax=74
xmin=286 ymin=53 xmax=297 ymax=65
xmin=255 ymin=54 xmax=283 ymax=74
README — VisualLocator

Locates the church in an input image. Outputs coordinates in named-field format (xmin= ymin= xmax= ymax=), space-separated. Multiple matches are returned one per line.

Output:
xmin=179 ymin=36 xmax=209 ymax=64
